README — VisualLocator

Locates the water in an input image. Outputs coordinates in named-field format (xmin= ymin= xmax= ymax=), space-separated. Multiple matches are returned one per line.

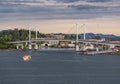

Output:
xmin=0 ymin=50 xmax=120 ymax=84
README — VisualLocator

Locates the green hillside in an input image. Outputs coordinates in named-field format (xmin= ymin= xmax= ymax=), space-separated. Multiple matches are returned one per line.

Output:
xmin=0 ymin=29 xmax=50 ymax=49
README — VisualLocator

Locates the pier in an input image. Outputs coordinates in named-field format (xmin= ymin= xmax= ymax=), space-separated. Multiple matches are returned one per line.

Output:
xmin=87 ymin=50 xmax=114 ymax=55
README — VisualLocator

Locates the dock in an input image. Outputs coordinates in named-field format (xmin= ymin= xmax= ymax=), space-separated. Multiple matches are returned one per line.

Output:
xmin=76 ymin=50 xmax=120 ymax=55
xmin=87 ymin=50 xmax=113 ymax=55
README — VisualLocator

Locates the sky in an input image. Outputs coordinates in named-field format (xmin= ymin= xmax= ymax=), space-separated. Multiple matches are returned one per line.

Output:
xmin=0 ymin=0 xmax=120 ymax=35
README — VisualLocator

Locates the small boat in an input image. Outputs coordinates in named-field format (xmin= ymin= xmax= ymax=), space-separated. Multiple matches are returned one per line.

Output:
xmin=22 ymin=55 xmax=31 ymax=61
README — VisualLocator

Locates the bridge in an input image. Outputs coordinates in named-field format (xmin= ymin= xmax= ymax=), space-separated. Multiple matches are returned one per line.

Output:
xmin=9 ymin=24 xmax=120 ymax=51
xmin=9 ymin=39 xmax=120 ymax=46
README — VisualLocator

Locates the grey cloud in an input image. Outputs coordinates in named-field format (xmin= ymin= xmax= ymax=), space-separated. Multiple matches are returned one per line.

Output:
xmin=69 ymin=5 xmax=108 ymax=11
xmin=0 ymin=0 xmax=115 ymax=4
xmin=55 ymin=0 xmax=112 ymax=3
xmin=86 ymin=0 xmax=112 ymax=2
xmin=0 ymin=0 xmax=43 ymax=3
xmin=0 ymin=0 xmax=119 ymax=21
xmin=0 ymin=0 xmax=44 ymax=5
xmin=55 ymin=0 xmax=80 ymax=3
xmin=68 ymin=4 xmax=120 ymax=20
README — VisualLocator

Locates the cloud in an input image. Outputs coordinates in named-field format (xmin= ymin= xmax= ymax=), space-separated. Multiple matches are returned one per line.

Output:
xmin=55 ymin=0 xmax=80 ymax=3
xmin=55 ymin=0 xmax=113 ymax=3
xmin=86 ymin=0 xmax=112 ymax=2
xmin=0 ymin=0 xmax=119 ymax=21
xmin=69 ymin=5 xmax=107 ymax=11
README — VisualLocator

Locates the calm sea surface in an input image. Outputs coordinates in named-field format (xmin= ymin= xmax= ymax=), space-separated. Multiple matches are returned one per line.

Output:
xmin=0 ymin=50 xmax=120 ymax=84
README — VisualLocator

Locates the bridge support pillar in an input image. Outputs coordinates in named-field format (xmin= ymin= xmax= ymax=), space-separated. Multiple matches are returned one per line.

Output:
xmin=76 ymin=45 xmax=79 ymax=51
xmin=21 ymin=45 xmax=24 ymax=49
xmin=16 ymin=45 xmax=19 ymax=49
xmin=34 ymin=44 xmax=38 ymax=50
xmin=96 ymin=47 xmax=99 ymax=51
xmin=28 ymin=44 xmax=32 ymax=50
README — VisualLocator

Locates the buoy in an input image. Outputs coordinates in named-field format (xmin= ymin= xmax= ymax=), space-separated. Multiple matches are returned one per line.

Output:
xmin=22 ymin=55 xmax=31 ymax=61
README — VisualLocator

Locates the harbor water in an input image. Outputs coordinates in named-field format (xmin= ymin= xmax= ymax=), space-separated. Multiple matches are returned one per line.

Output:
xmin=0 ymin=50 xmax=120 ymax=84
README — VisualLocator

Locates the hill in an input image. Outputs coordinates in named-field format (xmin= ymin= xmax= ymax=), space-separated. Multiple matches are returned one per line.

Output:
xmin=0 ymin=29 xmax=50 ymax=49
xmin=80 ymin=33 xmax=120 ymax=41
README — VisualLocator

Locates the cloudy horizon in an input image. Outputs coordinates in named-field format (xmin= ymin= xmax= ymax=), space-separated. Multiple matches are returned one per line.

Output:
xmin=0 ymin=0 xmax=120 ymax=35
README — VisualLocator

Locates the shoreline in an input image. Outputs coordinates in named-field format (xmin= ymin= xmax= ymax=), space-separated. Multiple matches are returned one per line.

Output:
xmin=0 ymin=48 xmax=120 ymax=56
xmin=0 ymin=48 xmax=75 ymax=51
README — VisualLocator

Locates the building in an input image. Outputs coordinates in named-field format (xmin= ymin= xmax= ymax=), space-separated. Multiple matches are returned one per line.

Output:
xmin=54 ymin=35 xmax=65 ymax=40
xmin=48 ymin=40 xmax=59 ymax=45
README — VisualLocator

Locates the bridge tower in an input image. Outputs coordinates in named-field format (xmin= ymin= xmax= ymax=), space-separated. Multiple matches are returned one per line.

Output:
xmin=28 ymin=26 xmax=32 ymax=49
xmin=75 ymin=24 xmax=86 ymax=52
xmin=76 ymin=23 xmax=79 ymax=51
xmin=83 ymin=24 xmax=86 ymax=51
xmin=34 ymin=27 xmax=38 ymax=49
xmin=83 ymin=24 xmax=86 ymax=40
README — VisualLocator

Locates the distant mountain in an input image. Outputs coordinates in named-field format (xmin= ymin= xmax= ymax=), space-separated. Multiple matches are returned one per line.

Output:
xmin=79 ymin=33 xmax=120 ymax=41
